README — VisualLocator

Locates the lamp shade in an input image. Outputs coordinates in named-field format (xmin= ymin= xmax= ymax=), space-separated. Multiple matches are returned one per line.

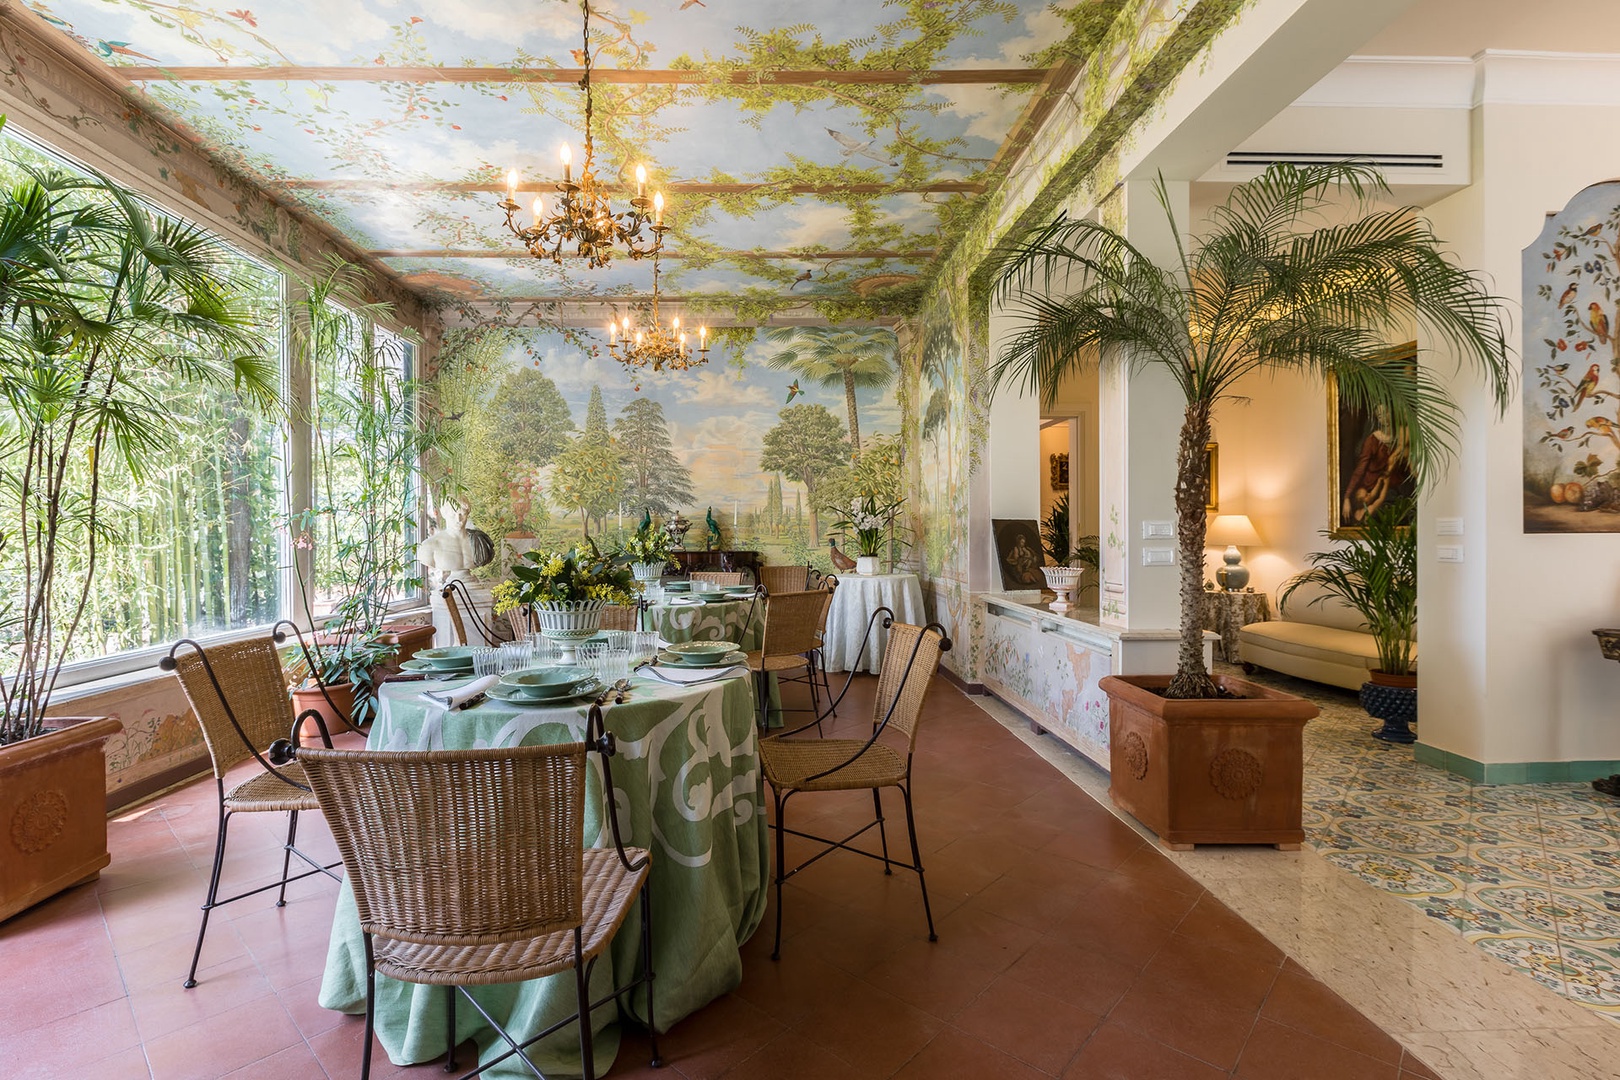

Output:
xmin=1206 ymin=514 xmax=1262 ymax=547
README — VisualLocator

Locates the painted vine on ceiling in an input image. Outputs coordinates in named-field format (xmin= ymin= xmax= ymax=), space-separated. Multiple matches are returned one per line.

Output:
xmin=21 ymin=0 xmax=1116 ymax=312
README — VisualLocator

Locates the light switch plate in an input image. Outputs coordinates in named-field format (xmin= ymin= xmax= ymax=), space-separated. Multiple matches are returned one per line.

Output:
xmin=1142 ymin=547 xmax=1174 ymax=566
xmin=1141 ymin=520 xmax=1173 ymax=539
xmin=1436 ymin=545 xmax=1464 ymax=563
xmin=1436 ymin=517 xmax=1463 ymax=536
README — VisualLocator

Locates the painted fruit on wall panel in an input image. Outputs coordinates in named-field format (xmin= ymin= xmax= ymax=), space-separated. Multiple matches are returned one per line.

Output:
xmin=1524 ymin=180 xmax=1620 ymax=532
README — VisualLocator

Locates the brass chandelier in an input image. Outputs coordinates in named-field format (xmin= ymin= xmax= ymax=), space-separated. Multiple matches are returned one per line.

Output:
xmin=498 ymin=2 xmax=665 ymax=269
xmin=607 ymin=250 xmax=710 ymax=374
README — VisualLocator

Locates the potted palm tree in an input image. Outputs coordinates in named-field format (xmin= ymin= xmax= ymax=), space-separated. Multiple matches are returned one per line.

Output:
xmin=0 ymin=153 xmax=277 ymax=919
xmin=286 ymin=258 xmax=441 ymax=730
xmin=990 ymin=164 xmax=1510 ymax=847
xmin=1282 ymin=500 xmax=1418 ymax=743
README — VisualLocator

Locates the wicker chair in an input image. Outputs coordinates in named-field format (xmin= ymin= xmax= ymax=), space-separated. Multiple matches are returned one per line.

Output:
xmin=689 ymin=570 xmax=744 ymax=587
xmin=745 ymin=589 xmax=828 ymax=729
xmin=809 ymin=574 xmax=839 ymax=714
xmin=160 ymin=623 xmax=344 ymax=989
xmin=759 ymin=565 xmax=811 ymax=595
xmin=281 ymin=705 xmax=658 ymax=1080
xmin=600 ymin=601 xmax=645 ymax=631
xmin=441 ymin=579 xmax=500 ymax=647
xmin=759 ymin=610 xmax=950 ymax=960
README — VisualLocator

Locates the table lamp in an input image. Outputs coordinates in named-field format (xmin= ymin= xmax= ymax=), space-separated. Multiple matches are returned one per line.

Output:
xmin=1206 ymin=514 xmax=1262 ymax=591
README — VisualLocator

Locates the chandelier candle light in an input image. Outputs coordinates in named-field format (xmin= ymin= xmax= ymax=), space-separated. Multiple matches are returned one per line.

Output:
xmin=606 ymin=249 xmax=710 ymax=374
xmin=498 ymin=2 xmax=666 ymax=268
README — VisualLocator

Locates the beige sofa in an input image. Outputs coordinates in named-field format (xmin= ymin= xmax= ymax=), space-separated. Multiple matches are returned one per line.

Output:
xmin=1237 ymin=581 xmax=1416 ymax=691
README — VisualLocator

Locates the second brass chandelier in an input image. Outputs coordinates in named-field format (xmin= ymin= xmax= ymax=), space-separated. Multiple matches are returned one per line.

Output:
xmin=606 ymin=248 xmax=710 ymax=373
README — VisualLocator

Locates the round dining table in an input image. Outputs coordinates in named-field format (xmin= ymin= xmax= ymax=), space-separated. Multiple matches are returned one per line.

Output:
xmin=318 ymin=668 xmax=768 ymax=1077
xmin=821 ymin=571 xmax=927 ymax=674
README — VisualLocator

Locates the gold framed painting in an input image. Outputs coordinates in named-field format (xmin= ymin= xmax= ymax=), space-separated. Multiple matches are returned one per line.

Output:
xmin=1205 ymin=442 xmax=1219 ymax=512
xmin=1327 ymin=346 xmax=1418 ymax=538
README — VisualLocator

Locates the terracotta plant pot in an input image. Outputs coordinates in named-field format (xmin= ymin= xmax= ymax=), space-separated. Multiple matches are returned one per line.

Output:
xmin=1100 ymin=674 xmax=1317 ymax=850
xmin=0 ymin=716 xmax=122 ymax=922
xmin=290 ymin=680 xmax=356 ymax=741
xmin=1361 ymin=670 xmax=1418 ymax=744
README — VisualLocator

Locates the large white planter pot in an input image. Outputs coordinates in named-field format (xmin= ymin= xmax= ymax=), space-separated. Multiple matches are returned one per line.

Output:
xmin=534 ymin=601 xmax=607 ymax=663
xmin=855 ymin=555 xmax=881 ymax=576
xmin=631 ymin=562 xmax=665 ymax=587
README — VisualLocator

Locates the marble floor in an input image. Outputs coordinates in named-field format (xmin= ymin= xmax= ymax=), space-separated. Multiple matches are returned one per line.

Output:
xmin=972 ymin=665 xmax=1620 ymax=1080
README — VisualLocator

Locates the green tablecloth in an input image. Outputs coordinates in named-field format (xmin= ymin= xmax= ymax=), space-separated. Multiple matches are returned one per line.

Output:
xmin=647 ymin=598 xmax=786 ymax=725
xmin=317 ymin=671 xmax=768 ymax=1077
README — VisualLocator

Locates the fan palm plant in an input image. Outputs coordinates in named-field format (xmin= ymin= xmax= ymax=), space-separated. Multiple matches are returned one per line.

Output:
xmin=990 ymin=163 xmax=1511 ymax=699
xmin=0 ymin=160 xmax=277 ymax=742
xmin=764 ymin=326 xmax=896 ymax=459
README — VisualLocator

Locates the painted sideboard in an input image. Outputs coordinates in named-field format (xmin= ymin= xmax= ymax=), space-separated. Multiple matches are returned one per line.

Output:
xmin=974 ymin=594 xmax=1214 ymax=771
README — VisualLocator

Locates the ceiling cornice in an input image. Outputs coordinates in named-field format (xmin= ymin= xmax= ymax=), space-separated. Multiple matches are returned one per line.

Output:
xmin=113 ymin=65 xmax=1050 ymax=86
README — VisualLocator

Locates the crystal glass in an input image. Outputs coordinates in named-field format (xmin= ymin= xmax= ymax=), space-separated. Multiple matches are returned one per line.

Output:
xmin=470 ymin=646 xmax=502 ymax=678
xmin=578 ymin=643 xmax=631 ymax=684
xmin=498 ymin=640 xmax=532 ymax=673
xmin=529 ymin=636 xmax=561 ymax=667
xmin=626 ymin=630 xmax=660 ymax=666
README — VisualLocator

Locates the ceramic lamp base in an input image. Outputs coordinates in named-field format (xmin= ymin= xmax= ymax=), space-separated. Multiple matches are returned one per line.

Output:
xmin=1215 ymin=544 xmax=1250 ymax=591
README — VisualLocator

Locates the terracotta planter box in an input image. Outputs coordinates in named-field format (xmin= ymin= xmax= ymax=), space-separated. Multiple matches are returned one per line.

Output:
xmin=0 ymin=716 xmax=122 ymax=922
xmin=290 ymin=680 xmax=356 ymax=740
xmin=1100 ymin=674 xmax=1316 ymax=850
xmin=377 ymin=621 xmax=435 ymax=673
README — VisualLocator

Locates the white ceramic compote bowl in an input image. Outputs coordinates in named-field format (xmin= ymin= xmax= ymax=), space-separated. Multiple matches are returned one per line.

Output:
xmin=1041 ymin=565 xmax=1085 ymax=613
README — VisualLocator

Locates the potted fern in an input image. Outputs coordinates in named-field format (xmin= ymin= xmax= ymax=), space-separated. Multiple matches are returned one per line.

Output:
xmin=1281 ymin=500 xmax=1418 ymax=743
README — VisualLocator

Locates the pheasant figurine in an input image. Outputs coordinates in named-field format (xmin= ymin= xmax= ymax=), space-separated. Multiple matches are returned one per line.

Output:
xmin=827 ymin=537 xmax=857 ymax=572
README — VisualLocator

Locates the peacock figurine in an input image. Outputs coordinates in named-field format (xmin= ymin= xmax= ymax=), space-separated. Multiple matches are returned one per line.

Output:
xmin=705 ymin=507 xmax=722 ymax=551
xmin=827 ymin=537 xmax=857 ymax=572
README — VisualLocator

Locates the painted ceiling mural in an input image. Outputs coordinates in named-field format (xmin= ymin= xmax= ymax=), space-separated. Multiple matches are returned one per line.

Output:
xmin=19 ymin=0 xmax=1114 ymax=314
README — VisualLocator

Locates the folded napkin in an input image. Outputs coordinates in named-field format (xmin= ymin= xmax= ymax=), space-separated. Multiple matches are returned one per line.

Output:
xmin=642 ymin=664 xmax=747 ymax=685
xmin=419 ymin=675 xmax=498 ymax=710
xmin=664 ymin=596 xmax=706 ymax=607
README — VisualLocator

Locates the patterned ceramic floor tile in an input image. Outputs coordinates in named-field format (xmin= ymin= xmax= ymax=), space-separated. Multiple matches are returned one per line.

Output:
xmin=1225 ymin=662 xmax=1620 ymax=1022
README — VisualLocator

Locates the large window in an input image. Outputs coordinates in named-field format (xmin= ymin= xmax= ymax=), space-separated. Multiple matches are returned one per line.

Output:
xmin=0 ymin=124 xmax=422 ymax=680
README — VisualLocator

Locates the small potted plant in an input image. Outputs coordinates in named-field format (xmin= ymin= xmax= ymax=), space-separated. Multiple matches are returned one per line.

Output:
xmin=615 ymin=519 xmax=674 ymax=588
xmin=833 ymin=494 xmax=902 ymax=575
xmin=494 ymin=542 xmax=637 ymax=662
xmin=1282 ymin=500 xmax=1418 ymax=743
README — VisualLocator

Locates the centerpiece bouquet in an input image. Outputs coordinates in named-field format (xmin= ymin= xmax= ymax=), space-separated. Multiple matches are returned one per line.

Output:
xmin=614 ymin=522 xmax=675 ymax=586
xmin=833 ymin=494 xmax=908 ymax=574
xmin=493 ymin=542 xmax=637 ymax=660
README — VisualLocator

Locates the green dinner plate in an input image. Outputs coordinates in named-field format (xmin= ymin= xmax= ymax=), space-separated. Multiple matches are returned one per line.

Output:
xmin=414 ymin=646 xmax=479 ymax=669
xmin=488 ymin=679 xmax=601 ymax=703
xmin=398 ymin=657 xmax=471 ymax=674
xmin=657 ymin=649 xmax=747 ymax=668
xmin=501 ymin=667 xmax=591 ymax=691
xmin=664 ymin=640 xmax=739 ymax=657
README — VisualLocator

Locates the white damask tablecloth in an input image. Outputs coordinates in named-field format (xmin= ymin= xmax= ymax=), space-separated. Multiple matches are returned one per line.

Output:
xmin=821 ymin=572 xmax=927 ymax=674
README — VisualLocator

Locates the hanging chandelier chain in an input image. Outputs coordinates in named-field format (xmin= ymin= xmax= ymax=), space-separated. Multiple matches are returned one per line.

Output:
xmin=580 ymin=1 xmax=594 ymax=168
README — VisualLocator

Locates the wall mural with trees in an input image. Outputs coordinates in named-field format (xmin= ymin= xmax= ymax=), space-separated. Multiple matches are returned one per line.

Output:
xmin=434 ymin=327 xmax=904 ymax=570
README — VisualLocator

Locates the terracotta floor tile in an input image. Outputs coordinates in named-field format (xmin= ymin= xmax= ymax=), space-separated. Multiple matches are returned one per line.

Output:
xmin=641 ymin=992 xmax=783 ymax=1080
xmin=719 ymin=1028 xmax=876 ymax=1080
xmin=1003 ymin=937 xmax=1143 ymax=1017
xmin=1172 ymin=891 xmax=1286 ymax=965
xmin=789 ymin=978 xmax=943 ymax=1077
xmin=217 ymin=1043 xmax=325 ymax=1079
xmin=1039 ymin=821 xmax=1146 ymax=872
xmin=1132 ymin=932 xmax=1283 ymax=1016
xmin=891 ymin=1027 xmax=1050 ymax=1080
xmin=1260 ymin=968 xmax=1405 ymax=1064
xmin=18 ymin=1044 xmax=155 ymax=1080
xmin=1107 ymin=977 xmax=1264 ymax=1071
xmin=861 ymin=937 xmax=1002 ymax=1020
xmin=1062 ymin=1021 xmax=1230 ymax=1080
xmin=141 ymin=994 xmax=303 ymax=1080
xmin=1399 ymin=1050 xmax=1445 ymax=1079
xmin=126 ymin=948 xmax=276 ymax=1041
xmin=929 ymin=897 xmax=1043 ymax=973
xmin=278 ymin=973 xmax=350 ymax=1040
xmin=1236 ymin=1018 xmax=1401 ymax=1080
xmin=3 ymin=999 xmax=143 ymax=1080
xmin=952 ymin=973 xmax=1102 ymax=1075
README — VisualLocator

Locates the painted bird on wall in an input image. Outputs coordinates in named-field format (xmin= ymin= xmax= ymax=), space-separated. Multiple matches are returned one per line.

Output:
xmin=1589 ymin=302 xmax=1611 ymax=344
xmin=827 ymin=538 xmax=857 ymax=572
xmin=1573 ymin=363 xmax=1602 ymax=410
xmin=784 ymin=380 xmax=803 ymax=404
xmin=1560 ymin=283 xmax=1579 ymax=308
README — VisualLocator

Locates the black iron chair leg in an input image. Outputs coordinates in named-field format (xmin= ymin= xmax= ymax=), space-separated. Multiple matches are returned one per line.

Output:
xmin=277 ymin=809 xmax=299 ymax=906
xmin=771 ymin=788 xmax=788 ymax=961
xmin=362 ymin=935 xmax=377 ymax=1080
xmin=818 ymin=650 xmax=836 ymax=717
xmin=574 ymin=929 xmax=597 ymax=1080
xmin=901 ymin=783 xmax=936 ymax=942
xmin=185 ymin=795 xmax=232 ymax=988
xmin=873 ymin=788 xmax=892 ymax=874
xmin=641 ymin=883 xmax=663 ymax=1068
xmin=444 ymin=986 xmax=458 ymax=1072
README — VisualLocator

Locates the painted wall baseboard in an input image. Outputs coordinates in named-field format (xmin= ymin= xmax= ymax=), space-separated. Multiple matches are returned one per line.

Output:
xmin=1414 ymin=743 xmax=1620 ymax=784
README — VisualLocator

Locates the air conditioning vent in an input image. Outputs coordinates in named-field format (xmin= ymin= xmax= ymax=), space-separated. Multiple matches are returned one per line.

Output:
xmin=1225 ymin=150 xmax=1445 ymax=170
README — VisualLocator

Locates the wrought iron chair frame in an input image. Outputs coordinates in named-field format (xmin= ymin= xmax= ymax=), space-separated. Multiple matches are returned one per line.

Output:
xmin=441 ymin=578 xmax=502 ymax=647
xmin=159 ymin=620 xmax=345 ymax=988
xmin=761 ymin=607 xmax=952 ymax=960
xmin=269 ymin=705 xmax=659 ymax=1080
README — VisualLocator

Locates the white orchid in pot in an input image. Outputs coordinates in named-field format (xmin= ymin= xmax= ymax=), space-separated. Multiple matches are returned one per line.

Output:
xmin=833 ymin=494 xmax=907 ymax=576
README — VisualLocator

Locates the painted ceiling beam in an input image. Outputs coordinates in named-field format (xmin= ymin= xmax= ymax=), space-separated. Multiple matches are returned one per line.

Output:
xmin=374 ymin=249 xmax=935 ymax=260
xmin=276 ymin=179 xmax=986 ymax=194
xmin=114 ymin=65 xmax=1049 ymax=85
